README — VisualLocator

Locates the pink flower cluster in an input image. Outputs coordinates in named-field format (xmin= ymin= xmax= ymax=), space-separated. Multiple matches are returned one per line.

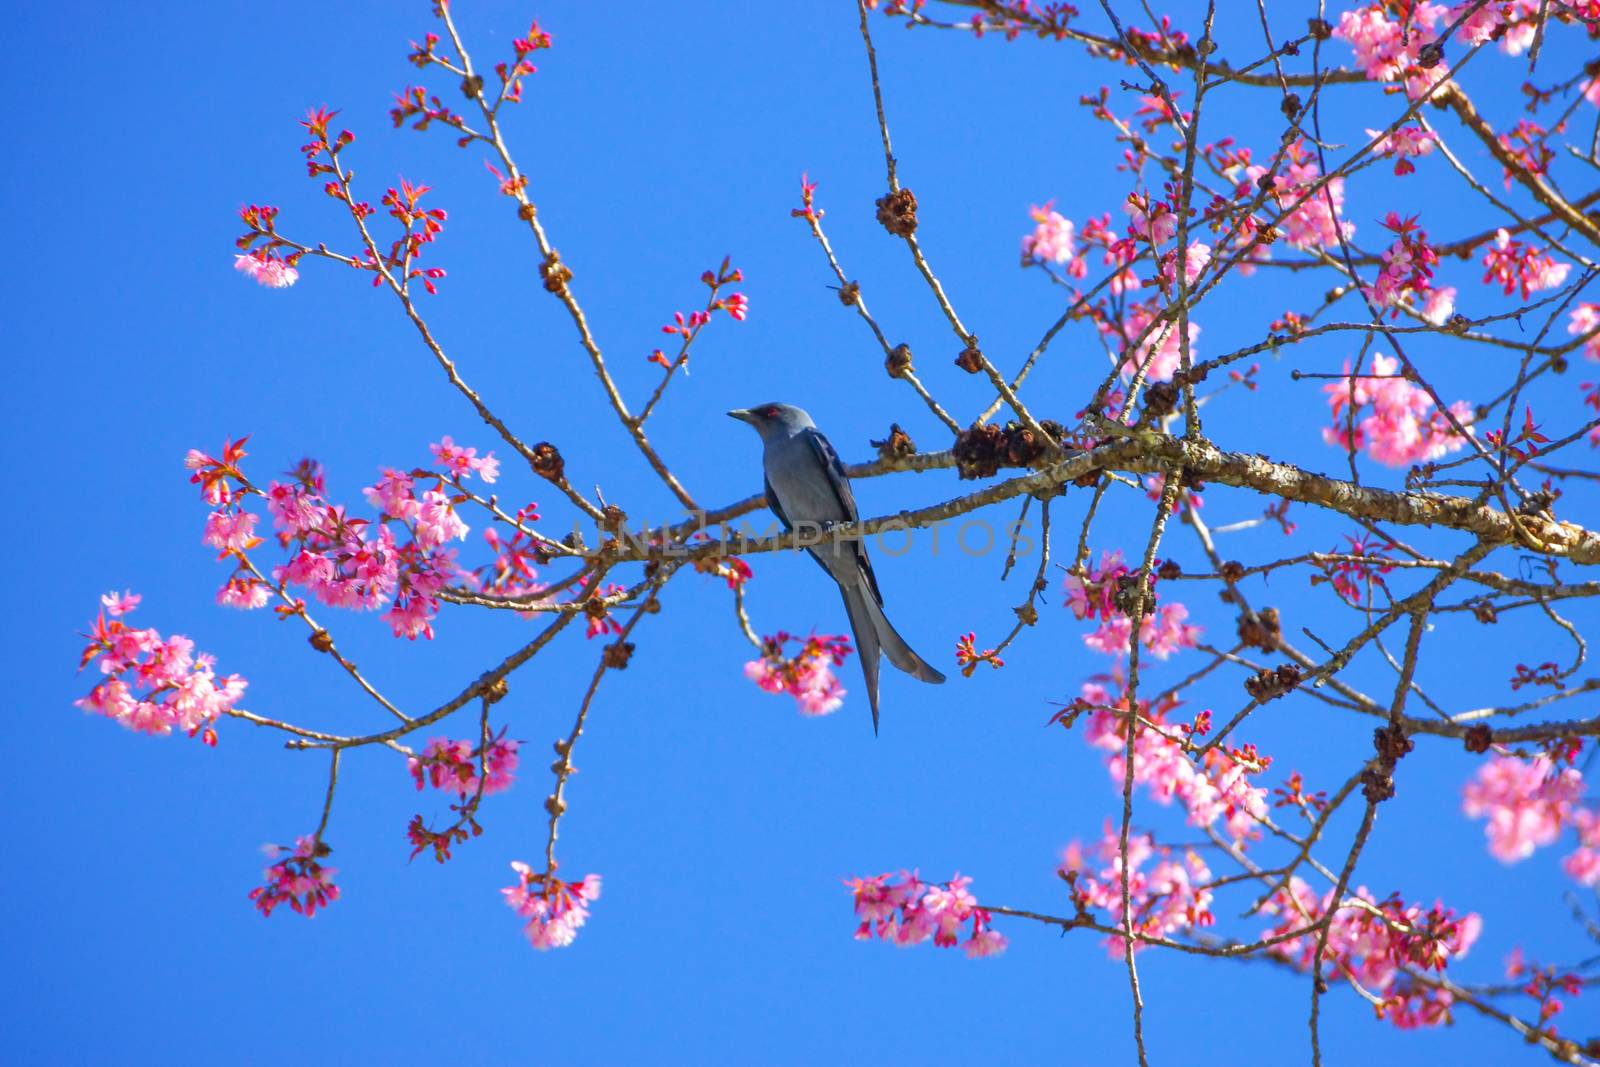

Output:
xmin=847 ymin=871 xmax=1007 ymax=958
xmin=502 ymin=862 xmax=601 ymax=949
xmin=1021 ymin=201 xmax=1080 ymax=271
xmin=75 ymin=593 xmax=246 ymax=744
xmin=1505 ymin=948 xmax=1587 ymax=1032
xmin=1107 ymin=299 xmax=1200 ymax=382
xmin=1156 ymin=241 xmax=1211 ymax=291
xmin=1368 ymin=125 xmax=1438 ymax=176
xmin=233 ymin=252 xmax=299 ymax=288
xmin=1064 ymin=550 xmax=1201 ymax=659
xmin=408 ymin=734 xmax=520 ymax=797
xmin=185 ymin=436 xmax=513 ymax=641
xmin=1079 ymin=678 xmax=1269 ymax=842
xmin=1244 ymin=141 xmax=1352 ymax=250
xmin=429 ymin=435 xmax=500 ymax=483
xmin=1060 ymin=826 xmax=1215 ymax=955
xmin=744 ymin=632 xmax=852 ymax=716
xmin=1482 ymin=229 xmax=1571 ymax=300
xmin=1322 ymin=354 xmax=1474 ymax=466
xmin=1569 ymin=303 xmax=1600 ymax=363
xmin=1264 ymin=878 xmax=1481 ymax=1029
xmin=1452 ymin=0 xmax=1541 ymax=54
xmin=1364 ymin=213 xmax=1450 ymax=321
xmin=1335 ymin=2 xmax=1452 ymax=99
xmin=477 ymin=503 xmax=549 ymax=601
xmin=1462 ymin=754 xmax=1600 ymax=885
xmin=249 ymin=836 xmax=339 ymax=918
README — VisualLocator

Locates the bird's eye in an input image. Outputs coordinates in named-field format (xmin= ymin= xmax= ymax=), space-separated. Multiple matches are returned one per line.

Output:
xmin=762 ymin=406 xmax=779 ymax=417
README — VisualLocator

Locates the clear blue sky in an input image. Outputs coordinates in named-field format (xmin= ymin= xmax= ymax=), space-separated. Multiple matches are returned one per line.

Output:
xmin=8 ymin=2 xmax=1597 ymax=1063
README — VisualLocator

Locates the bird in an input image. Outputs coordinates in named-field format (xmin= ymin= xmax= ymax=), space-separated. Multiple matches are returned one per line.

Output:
xmin=728 ymin=402 xmax=944 ymax=732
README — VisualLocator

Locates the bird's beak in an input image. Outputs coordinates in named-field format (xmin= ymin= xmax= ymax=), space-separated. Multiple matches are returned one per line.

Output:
xmin=727 ymin=408 xmax=757 ymax=424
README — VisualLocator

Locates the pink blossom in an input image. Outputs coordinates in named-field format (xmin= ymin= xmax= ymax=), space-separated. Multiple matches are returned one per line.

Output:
xmin=1368 ymin=125 xmax=1438 ymax=175
xmin=1563 ymin=809 xmax=1600 ymax=886
xmin=217 ymin=576 xmax=271 ymax=610
xmin=76 ymin=598 xmax=245 ymax=744
xmin=1569 ymin=304 xmax=1600 ymax=362
xmin=100 ymin=590 xmax=141 ymax=617
xmin=363 ymin=469 xmax=420 ymax=520
xmin=1452 ymin=0 xmax=1541 ymax=53
xmin=234 ymin=253 xmax=300 ymax=289
xmin=1322 ymin=354 xmax=1473 ymax=467
xmin=1021 ymin=201 xmax=1079 ymax=269
xmin=502 ymin=862 xmax=600 ymax=950
xmin=1363 ymin=213 xmax=1438 ymax=314
xmin=430 ymin=436 xmax=500 ymax=483
xmin=409 ymin=735 xmax=519 ymax=796
xmin=1462 ymin=755 xmax=1585 ymax=862
xmin=274 ymin=519 xmax=401 ymax=612
xmin=414 ymin=489 xmax=469 ymax=549
xmin=1142 ymin=602 xmax=1201 ymax=659
xmin=1078 ymin=678 xmax=1267 ymax=842
xmin=1060 ymin=826 xmax=1215 ymax=954
xmin=1335 ymin=3 xmax=1451 ymax=96
xmin=846 ymin=870 xmax=1006 ymax=958
xmin=1421 ymin=285 xmax=1456 ymax=325
xmin=203 ymin=509 xmax=259 ymax=551
xmin=1064 ymin=550 xmax=1201 ymax=659
xmin=1244 ymin=143 xmax=1353 ymax=250
xmin=1112 ymin=299 xmax=1199 ymax=381
xmin=1482 ymin=229 xmax=1570 ymax=299
xmin=722 ymin=293 xmax=749 ymax=320
xmin=250 ymin=836 xmax=338 ymax=917
xmin=267 ymin=479 xmax=325 ymax=535
xmin=1125 ymin=194 xmax=1177 ymax=245
xmin=1157 ymin=241 xmax=1211 ymax=290
xmin=1263 ymin=877 xmax=1479 ymax=1028
xmin=385 ymin=592 xmax=438 ymax=639
xmin=745 ymin=632 xmax=852 ymax=716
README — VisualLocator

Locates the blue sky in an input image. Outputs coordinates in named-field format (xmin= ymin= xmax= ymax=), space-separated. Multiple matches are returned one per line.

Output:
xmin=8 ymin=1 xmax=1599 ymax=1063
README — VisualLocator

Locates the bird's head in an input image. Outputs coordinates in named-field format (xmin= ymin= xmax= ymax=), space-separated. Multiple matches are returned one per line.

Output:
xmin=727 ymin=402 xmax=814 ymax=441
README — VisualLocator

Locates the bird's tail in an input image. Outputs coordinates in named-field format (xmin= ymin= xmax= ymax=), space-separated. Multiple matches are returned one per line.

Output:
xmin=858 ymin=586 xmax=946 ymax=686
xmin=840 ymin=585 xmax=883 ymax=734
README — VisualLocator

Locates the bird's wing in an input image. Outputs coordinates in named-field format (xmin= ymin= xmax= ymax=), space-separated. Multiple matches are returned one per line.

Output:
xmin=802 ymin=428 xmax=884 ymax=604
xmin=763 ymin=472 xmax=793 ymax=531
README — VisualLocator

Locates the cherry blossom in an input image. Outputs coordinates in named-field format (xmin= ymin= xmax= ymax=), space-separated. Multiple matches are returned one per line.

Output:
xmin=1064 ymin=550 xmax=1201 ymax=659
xmin=1245 ymin=142 xmax=1352 ymax=250
xmin=233 ymin=252 xmax=300 ymax=288
xmin=1334 ymin=2 xmax=1452 ymax=98
xmin=1021 ymin=201 xmax=1079 ymax=269
xmin=408 ymin=735 xmax=520 ymax=797
xmin=1462 ymin=754 xmax=1585 ymax=862
xmin=1482 ymin=229 xmax=1571 ymax=300
xmin=846 ymin=870 xmax=1007 ymax=958
xmin=1322 ymin=354 xmax=1474 ymax=467
xmin=1110 ymin=299 xmax=1200 ymax=382
xmin=249 ymin=836 xmax=339 ymax=917
xmin=745 ymin=632 xmax=852 ymax=716
xmin=1263 ymin=877 xmax=1480 ymax=1029
xmin=1367 ymin=125 xmax=1438 ymax=176
xmin=1077 ymin=677 xmax=1268 ymax=842
xmin=1569 ymin=304 xmax=1600 ymax=362
xmin=1060 ymin=826 xmax=1215 ymax=955
xmin=76 ymin=597 xmax=246 ymax=744
xmin=502 ymin=863 xmax=601 ymax=949
xmin=100 ymin=590 xmax=141 ymax=617
xmin=430 ymin=436 xmax=500 ymax=483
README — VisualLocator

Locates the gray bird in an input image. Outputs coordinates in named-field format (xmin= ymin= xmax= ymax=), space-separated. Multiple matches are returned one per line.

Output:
xmin=729 ymin=403 xmax=945 ymax=732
